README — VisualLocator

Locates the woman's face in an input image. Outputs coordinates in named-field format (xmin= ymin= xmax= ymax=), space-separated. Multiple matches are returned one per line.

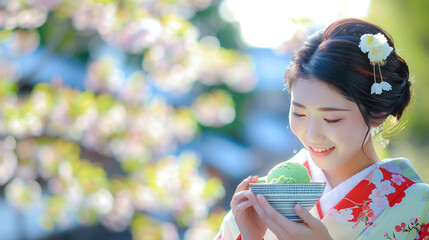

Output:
xmin=289 ymin=76 xmax=372 ymax=171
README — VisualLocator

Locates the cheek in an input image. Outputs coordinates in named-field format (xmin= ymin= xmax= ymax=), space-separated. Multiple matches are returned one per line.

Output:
xmin=330 ymin=129 xmax=348 ymax=144
xmin=333 ymin=123 xmax=368 ymax=145
xmin=289 ymin=118 xmax=303 ymax=137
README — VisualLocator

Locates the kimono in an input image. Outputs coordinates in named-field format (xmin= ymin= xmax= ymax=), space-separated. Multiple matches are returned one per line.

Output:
xmin=214 ymin=149 xmax=429 ymax=240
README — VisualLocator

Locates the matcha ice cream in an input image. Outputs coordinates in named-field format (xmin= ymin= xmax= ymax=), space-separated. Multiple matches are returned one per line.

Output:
xmin=266 ymin=162 xmax=311 ymax=184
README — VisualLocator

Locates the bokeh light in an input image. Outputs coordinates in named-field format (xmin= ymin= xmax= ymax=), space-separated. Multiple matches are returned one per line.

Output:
xmin=220 ymin=0 xmax=370 ymax=48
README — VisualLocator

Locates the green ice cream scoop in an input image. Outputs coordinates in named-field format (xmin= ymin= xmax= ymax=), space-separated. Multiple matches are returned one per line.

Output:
xmin=266 ymin=162 xmax=311 ymax=184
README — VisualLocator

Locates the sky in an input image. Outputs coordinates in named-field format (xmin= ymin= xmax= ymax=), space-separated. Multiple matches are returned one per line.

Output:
xmin=219 ymin=0 xmax=371 ymax=48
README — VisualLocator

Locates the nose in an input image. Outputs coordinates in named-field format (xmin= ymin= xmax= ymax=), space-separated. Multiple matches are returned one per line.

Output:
xmin=305 ymin=118 xmax=324 ymax=142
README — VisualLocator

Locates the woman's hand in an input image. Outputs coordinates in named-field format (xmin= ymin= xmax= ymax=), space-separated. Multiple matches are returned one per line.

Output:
xmin=247 ymin=192 xmax=332 ymax=240
xmin=230 ymin=176 xmax=267 ymax=240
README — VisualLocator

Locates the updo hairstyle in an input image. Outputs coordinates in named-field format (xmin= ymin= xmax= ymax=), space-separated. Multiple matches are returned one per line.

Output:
xmin=284 ymin=18 xmax=411 ymax=127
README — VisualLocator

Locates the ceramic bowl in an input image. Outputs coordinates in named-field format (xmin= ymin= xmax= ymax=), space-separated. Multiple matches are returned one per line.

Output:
xmin=249 ymin=182 xmax=325 ymax=222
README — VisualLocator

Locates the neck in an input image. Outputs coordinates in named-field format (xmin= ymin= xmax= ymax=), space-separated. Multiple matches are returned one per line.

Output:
xmin=322 ymin=139 xmax=380 ymax=188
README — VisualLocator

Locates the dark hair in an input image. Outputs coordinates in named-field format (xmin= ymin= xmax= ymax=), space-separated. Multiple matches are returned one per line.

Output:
xmin=285 ymin=18 xmax=411 ymax=127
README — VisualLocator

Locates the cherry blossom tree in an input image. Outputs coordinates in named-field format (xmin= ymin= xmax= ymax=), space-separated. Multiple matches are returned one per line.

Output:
xmin=0 ymin=0 xmax=256 ymax=239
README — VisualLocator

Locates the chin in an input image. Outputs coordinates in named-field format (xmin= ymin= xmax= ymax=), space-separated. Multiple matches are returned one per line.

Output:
xmin=312 ymin=159 xmax=342 ymax=171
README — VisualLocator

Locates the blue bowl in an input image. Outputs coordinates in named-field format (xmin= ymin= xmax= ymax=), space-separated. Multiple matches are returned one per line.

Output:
xmin=249 ymin=182 xmax=325 ymax=222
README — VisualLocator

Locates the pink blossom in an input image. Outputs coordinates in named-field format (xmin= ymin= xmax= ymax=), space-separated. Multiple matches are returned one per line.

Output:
xmin=325 ymin=209 xmax=354 ymax=222
xmin=369 ymin=188 xmax=383 ymax=199
xmin=377 ymin=180 xmax=395 ymax=195
xmin=369 ymin=196 xmax=388 ymax=215
xmin=391 ymin=174 xmax=405 ymax=186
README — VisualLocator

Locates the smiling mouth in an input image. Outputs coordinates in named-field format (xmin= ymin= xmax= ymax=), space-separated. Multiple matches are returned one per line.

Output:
xmin=308 ymin=146 xmax=336 ymax=157
xmin=310 ymin=146 xmax=335 ymax=153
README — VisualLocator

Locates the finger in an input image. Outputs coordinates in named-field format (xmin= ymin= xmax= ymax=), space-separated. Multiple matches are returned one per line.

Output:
xmin=257 ymin=194 xmax=295 ymax=225
xmin=235 ymin=175 xmax=253 ymax=193
xmin=230 ymin=176 xmax=251 ymax=209
xmin=245 ymin=190 xmax=265 ymax=217
xmin=255 ymin=194 xmax=298 ymax=237
xmin=230 ymin=190 xmax=250 ymax=210
xmin=295 ymin=203 xmax=319 ymax=228
xmin=233 ymin=200 xmax=253 ymax=215
xmin=250 ymin=175 xmax=259 ymax=183
xmin=231 ymin=175 xmax=260 ymax=210
xmin=247 ymin=192 xmax=290 ymax=238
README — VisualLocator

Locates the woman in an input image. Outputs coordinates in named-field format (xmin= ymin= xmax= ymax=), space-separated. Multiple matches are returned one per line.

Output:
xmin=214 ymin=18 xmax=429 ymax=240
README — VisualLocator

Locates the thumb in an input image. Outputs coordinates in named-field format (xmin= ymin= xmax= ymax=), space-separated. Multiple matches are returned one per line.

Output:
xmin=295 ymin=204 xmax=319 ymax=227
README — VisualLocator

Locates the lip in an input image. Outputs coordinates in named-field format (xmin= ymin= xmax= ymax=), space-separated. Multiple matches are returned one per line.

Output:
xmin=308 ymin=146 xmax=335 ymax=157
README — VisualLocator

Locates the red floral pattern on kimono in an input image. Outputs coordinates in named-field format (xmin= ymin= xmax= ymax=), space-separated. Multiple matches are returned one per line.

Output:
xmin=416 ymin=222 xmax=429 ymax=240
xmin=321 ymin=160 xmax=429 ymax=240
xmin=382 ymin=218 xmax=429 ymax=240
xmin=328 ymin=168 xmax=415 ymax=228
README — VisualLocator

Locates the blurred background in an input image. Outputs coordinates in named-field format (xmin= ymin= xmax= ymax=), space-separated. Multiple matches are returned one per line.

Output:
xmin=0 ymin=0 xmax=428 ymax=239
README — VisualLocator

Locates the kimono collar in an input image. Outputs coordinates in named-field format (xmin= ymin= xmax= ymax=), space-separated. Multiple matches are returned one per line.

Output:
xmin=309 ymin=157 xmax=422 ymax=240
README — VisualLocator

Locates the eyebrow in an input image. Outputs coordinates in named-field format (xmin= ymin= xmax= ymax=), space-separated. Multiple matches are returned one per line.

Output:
xmin=292 ymin=101 xmax=350 ymax=112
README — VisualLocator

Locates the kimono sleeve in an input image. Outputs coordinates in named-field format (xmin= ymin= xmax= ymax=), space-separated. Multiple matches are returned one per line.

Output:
xmin=364 ymin=182 xmax=429 ymax=240
xmin=415 ymin=184 xmax=429 ymax=240
xmin=213 ymin=211 xmax=241 ymax=240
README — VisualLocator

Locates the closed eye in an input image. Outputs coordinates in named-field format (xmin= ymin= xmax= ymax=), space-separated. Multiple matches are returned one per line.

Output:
xmin=324 ymin=118 xmax=342 ymax=123
xmin=292 ymin=112 xmax=306 ymax=118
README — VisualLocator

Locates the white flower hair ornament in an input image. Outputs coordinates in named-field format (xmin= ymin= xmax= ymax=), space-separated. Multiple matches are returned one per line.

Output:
xmin=359 ymin=33 xmax=394 ymax=95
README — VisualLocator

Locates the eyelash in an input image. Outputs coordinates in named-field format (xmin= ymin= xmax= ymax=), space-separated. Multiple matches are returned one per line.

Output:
xmin=292 ymin=112 xmax=305 ymax=118
xmin=291 ymin=112 xmax=343 ymax=124
xmin=325 ymin=119 xmax=342 ymax=124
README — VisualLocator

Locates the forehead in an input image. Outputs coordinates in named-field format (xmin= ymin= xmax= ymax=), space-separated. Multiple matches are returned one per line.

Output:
xmin=290 ymin=76 xmax=355 ymax=109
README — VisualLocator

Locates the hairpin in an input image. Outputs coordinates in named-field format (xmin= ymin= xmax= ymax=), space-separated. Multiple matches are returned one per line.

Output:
xmin=358 ymin=33 xmax=393 ymax=95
